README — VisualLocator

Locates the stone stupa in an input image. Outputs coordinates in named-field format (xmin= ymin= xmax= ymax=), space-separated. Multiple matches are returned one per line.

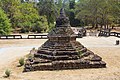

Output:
xmin=24 ymin=8 xmax=106 ymax=71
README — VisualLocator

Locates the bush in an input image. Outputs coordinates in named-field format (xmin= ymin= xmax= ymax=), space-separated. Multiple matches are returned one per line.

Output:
xmin=32 ymin=16 xmax=49 ymax=33
xmin=5 ymin=69 xmax=11 ymax=77
xmin=19 ymin=58 xmax=24 ymax=66
xmin=78 ymin=51 xmax=83 ymax=55
xmin=28 ymin=54 xmax=34 ymax=59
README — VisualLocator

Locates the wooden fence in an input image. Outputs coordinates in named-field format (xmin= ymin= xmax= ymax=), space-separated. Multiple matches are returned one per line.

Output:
xmin=0 ymin=35 xmax=22 ymax=39
xmin=99 ymin=31 xmax=120 ymax=38
xmin=0 ymin=34 xmax=83 ymax=39
xmin=27 ymin=35 xmax=47 ymax=39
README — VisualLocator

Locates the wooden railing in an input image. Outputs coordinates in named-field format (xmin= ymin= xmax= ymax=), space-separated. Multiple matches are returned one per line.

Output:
xmin=0 ymin=34 xmax=84 ymax=39
xmin=99 ymin=31 xmax=120 ymax=38
xmin=27 ymin=35 xmax=48 ymax=39
xmin=0 ymin=35 xmax=22 ymax=39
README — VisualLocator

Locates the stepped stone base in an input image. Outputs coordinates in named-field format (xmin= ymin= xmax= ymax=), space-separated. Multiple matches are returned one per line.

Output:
xmin=24 ymin=60 xmax=106 ymax=72
xmin=24 ymin=50 xmax=106 ymax=72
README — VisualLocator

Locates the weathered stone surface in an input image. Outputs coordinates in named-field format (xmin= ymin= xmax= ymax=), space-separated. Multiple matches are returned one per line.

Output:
xmin=24 ymin=59 xmax=106 ymax=71
xmin=24 ymin=8 xmax=106 ymax=72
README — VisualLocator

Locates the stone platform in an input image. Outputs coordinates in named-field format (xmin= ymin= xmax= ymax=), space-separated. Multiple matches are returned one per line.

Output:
xmin=25 ymin=52 xmax=106 ymax=71
xmin=24 ymin=8 xmax=106 ymax=72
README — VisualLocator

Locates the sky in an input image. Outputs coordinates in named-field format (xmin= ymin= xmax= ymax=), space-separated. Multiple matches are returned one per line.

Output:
xmin=75 ymin=0 xmax=79 ymax=2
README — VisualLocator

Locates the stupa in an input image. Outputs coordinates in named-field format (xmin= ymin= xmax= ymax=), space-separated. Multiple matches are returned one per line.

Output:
xmin=24 ymin=8 xmax=106 ymax=71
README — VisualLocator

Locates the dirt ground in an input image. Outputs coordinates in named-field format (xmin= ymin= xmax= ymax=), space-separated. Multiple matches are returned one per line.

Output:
xmin=0 ymin=36 xmax=120 ymax=80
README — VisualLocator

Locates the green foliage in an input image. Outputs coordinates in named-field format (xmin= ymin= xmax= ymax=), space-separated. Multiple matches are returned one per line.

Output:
xmin=37 ymin=0 xmax=57 ymax=27
xmin=77 ymin=49 xmax=83 ymax=56
xmin=49 ymin=23 xmax=55 ymax=31
xmin=78 ymin=51 xmax=83 ymax=56
xmin=0 ymin=0 xmax=119 ymax=33
xmin=32 ymin=16 xmax=49 ymax=33
xmin=1 ymin=0 xmax=49 ymax=33
xmin=13 ymin=3 xmax=40 ymax=33
xmin=28 ymin=54 xmax=34 ymax=59
xmin=55 ymin=0 xmax=62 ymax=14
xmin=75 ymin=0 xmax=120 ymax=28
xmin=69 ymin=0 xmax=81 ymax=27
xmin=0 ymin=8 xmax=11 ymax=35
xmin=69 ymin=0 xmax=75 ymax=9
xmin=19 ymin=58 xmax=24 ymax=66
xmin=0 ymin=0 xmax=21 ymax=28
xmin=5 ymin=69 xmax=11 ymax=77
xmin=76 ymin=48 xmax=83 ymax=56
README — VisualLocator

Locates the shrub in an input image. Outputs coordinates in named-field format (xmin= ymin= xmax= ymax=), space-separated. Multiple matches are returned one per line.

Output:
xmin=32 ymin=47 xmax=35 ymax=51
xmin=28 ymin=54 xmax=34 ymax=59
xmin=19 ymin=58 xmax=24 ymax=66
xmin=5 ymin=69 xmax=11 ymax=77
xmin=78 ymin=51 xmax=83 ymax=55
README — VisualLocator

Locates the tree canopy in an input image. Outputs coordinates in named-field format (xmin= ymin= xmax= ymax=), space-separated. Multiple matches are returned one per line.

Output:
xmin=0 ymin=0 xmax=21 ymax=28
xmin=75 ymin=0 xmax=120 ymax=29
xmin=0 ymin=0 xmax=120 ymax=34
xmin=0 ymin=8 xmax=11 ymax=35
xmin=37 ymin=0 xmax=56 ymax=26
xmin=13 ymin=3 xmax=40 ymax=32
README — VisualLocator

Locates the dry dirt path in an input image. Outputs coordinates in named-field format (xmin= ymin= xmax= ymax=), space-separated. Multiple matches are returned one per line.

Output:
xmin=0 ymin=36 xmax=120 ymax=80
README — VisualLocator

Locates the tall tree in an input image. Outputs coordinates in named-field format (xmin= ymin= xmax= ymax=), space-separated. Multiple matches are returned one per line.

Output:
xmin=76 ymin=0 xmax=101 ymax=28
xmin=69 ymin=0 xmax=81 ymax=27
xmin=0 ymin=0 xmax=20 ymax=28
xmin=0 ymin=8 xmax=11 ymax=35
xmin=75 ymin=0 xmax=119 ymax=29
xmin=109 ymin=0 xmax=120 ymax=26
xmin=32 ymin=16 xmax=49 ymax=33
xmin=13 ymin=3 xmax=40 ymax=33
xmin=37 ymin=0 xmax=56 ymax=27
xmin=55 ymin=0 xmax=63 ymax=14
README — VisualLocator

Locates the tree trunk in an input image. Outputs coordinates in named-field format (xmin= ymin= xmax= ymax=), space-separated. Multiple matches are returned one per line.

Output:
xmin=92 ymin=22 xmax=95 ymax=29
xmin=95 ymin=24 xmax=98 ymax=29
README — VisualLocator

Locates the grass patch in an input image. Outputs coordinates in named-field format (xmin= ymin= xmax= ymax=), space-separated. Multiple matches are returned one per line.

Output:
xmin=19 ymin=58 xmax=24 ymax=67
xmin=4 ymin=69 xmax=11 ymax=78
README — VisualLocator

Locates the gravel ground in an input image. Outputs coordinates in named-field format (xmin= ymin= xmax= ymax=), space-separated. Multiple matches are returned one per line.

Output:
xmin=0 ymin=36 xmax=120 ymax=80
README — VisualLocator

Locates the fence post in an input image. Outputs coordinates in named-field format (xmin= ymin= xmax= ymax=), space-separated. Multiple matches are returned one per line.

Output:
xmin=116 ymin=40 xmax=119 ymax=45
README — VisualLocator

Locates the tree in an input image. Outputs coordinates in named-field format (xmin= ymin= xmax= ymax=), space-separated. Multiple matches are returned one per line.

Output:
xmin=69 ymin=0 xmax=81 ymax=27
xmin=109 ymin=0 xmax=120 ymax=27
xmin=75 ymin=0 xmax=101 ymax=28
xmin=0 ymin=8 xmax=11 ymax=35
xmin=13 ymin=3 xmax=40 ymax=33
xmin=55 ymin=0 xmax=63 ymax=14
xmin=37 ymin=0 xmax=56 ymax=27
xmin=97 ymin=0 xmax=114 ymax=29
xmin=32 ymin=16 xmax=49 ymax=33
xmin=0 ymin=0 xmax=20 ymax=28
xmin=75 ymin=0 xmax=120 ymax=29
